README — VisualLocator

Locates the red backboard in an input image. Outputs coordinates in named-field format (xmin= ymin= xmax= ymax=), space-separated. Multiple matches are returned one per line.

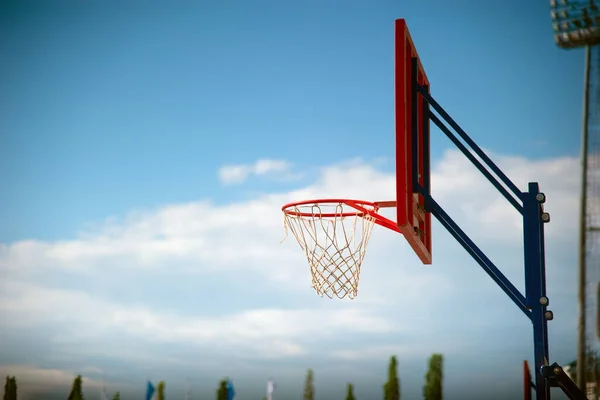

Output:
xmin=395 ymin=19 xmax=432 ymax=264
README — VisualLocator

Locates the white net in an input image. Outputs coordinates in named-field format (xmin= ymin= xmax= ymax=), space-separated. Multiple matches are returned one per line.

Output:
xmin=282 ymin=201 xmax=378 ymax=299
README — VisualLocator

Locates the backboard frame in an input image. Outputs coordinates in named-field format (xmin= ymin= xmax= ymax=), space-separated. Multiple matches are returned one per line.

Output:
xmin=395 ymin=19 xmax=432 ymax=264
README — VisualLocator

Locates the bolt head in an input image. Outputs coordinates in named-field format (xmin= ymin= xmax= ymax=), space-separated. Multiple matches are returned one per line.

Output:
xmin=553 ymin=366 xmax=562 ymax=375
xmin=536 ymin=193 xmax=546 ymax=203
xmin=545 ymin=310 xmax=554 ymax=320
xmin=539 ymin=296 xmax=549 ymax=306
xmin=541 ymin=213 xmax=550 ymax=222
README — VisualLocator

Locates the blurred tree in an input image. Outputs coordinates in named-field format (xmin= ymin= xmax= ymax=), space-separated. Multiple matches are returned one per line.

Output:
xmin=67 ymin=375 xmax=85 ymax=400
xmin=112 ymin=392 xmax=120 ymax=400
xmin=2 ymin=377 xmax=8 ymax=400
xmin=383 ymin=356 xmax=400 ymax=400
xmin=3 ymin=376 xmax=17 ymax=400
xmin=157 ymin=381 xmax=165 ymax=400
xmin=423 ymin=354 xmax=444 ymax=400
xmin=303 ymin=369 xmax=314 ymax=400
xmin=345 ymin=383 xmax=356 ymax=400
xmin=9 ymin=378 xmax=16 ymax=400
xmin=216 ymin=380 xmax=227 ymax=400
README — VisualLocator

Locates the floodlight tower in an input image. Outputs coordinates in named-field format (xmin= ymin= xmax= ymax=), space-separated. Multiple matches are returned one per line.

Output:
xmin=549 ymin=0 xmax=600 ymax=393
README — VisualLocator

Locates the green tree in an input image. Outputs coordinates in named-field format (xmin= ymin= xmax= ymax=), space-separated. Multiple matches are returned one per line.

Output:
xmin=423 ymin=354 xmax=444 ymax=400
xmin=216 ymin=379 xmax=227 ymax=400
xmin=3 ymin=376 xmax=17 ymax=400
xmin=303 ymin=369 xmax=314 ymax=400
xmin=67 ymin=375 xmax=85 ymax=400
xmin=345 ymin=383 xmax=356 ymax=400
xmin=157 ymin=381 xmax=165 ymax=400
xmin=9 ymin=378 xmax=16 ymax=400
xmin=112 ymin=392 xmax=120 ymax=400
xmin=3 ymin=377 xmax=8 ymax=400
xmin=383 ymin=356 xmax=400 ymax=400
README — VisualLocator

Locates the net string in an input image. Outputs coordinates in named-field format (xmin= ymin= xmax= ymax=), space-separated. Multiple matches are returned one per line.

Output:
xmin=282 ymin=202 xmax=378 ymax=299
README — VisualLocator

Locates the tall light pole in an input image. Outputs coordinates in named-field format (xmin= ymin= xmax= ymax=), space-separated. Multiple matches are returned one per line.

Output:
xmin=549 ymin=0 xmax=599 ymax=392
xmin=578 ymin=42 xmax=591 ymax=393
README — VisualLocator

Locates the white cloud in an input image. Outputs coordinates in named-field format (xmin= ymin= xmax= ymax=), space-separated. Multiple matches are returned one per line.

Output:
xmin=0 ymin=279 xmax=400 ymax=359
xmin=218 ymin=159 xmax=297 ymax=185
xmin=331 ymin=344 xmax=451 ymax=361
xmin=0 ymin=149 xmax=584 ymax=396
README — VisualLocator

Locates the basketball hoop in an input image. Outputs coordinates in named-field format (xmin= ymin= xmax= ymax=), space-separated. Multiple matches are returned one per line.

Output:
xmin=281 ymin=199 xmax=399 ymax=299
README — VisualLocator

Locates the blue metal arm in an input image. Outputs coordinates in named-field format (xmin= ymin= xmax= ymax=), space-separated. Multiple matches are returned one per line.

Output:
xmin=416 ymin=86 xmax=524 ymax=203
xmin=416 ymin=183 xmax=531 ymax=319
xmin=426 ymin=112 xmax=523 ymax=214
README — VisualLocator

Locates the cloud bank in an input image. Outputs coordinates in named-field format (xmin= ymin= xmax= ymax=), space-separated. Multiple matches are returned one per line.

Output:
xmin=0 ymin=150 xmax=582 ymax=400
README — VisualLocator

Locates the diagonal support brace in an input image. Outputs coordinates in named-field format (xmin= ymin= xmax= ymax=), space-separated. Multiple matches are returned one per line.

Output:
xmin=540 ymin=363 xmax=587 ymax=400
xmin=417 ymin=184 xmax=531 ymax=319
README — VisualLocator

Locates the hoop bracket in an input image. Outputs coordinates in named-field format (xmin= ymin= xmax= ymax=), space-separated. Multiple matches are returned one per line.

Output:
xmin=374 ymin=201 xmax=397 ymax=208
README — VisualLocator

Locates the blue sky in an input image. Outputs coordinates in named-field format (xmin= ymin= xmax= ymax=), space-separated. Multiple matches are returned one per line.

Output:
xmin=0 ymin=1 xmax=589 ymax=400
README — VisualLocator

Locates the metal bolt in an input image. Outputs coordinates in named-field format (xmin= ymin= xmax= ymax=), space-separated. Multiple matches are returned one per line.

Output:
xmin=541 ymin=212 xmax=551 ymax=222
xmin=539 ymin=296 xmax=549 ymax=306
xmin=536 ymin=193 xmax=546 ymax=203
xmin=553 ymin=366 xmax=562 ymax=375
xmin=545 ymin=310 xmax=554 ymax=320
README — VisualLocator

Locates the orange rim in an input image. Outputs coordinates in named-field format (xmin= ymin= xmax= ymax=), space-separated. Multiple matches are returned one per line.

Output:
xmin=281 ymin=199 xmax=379 ymax=218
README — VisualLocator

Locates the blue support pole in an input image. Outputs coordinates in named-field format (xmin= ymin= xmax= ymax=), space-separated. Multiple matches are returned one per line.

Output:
xmin=523 ymin=183 xmax=551 ymax=400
